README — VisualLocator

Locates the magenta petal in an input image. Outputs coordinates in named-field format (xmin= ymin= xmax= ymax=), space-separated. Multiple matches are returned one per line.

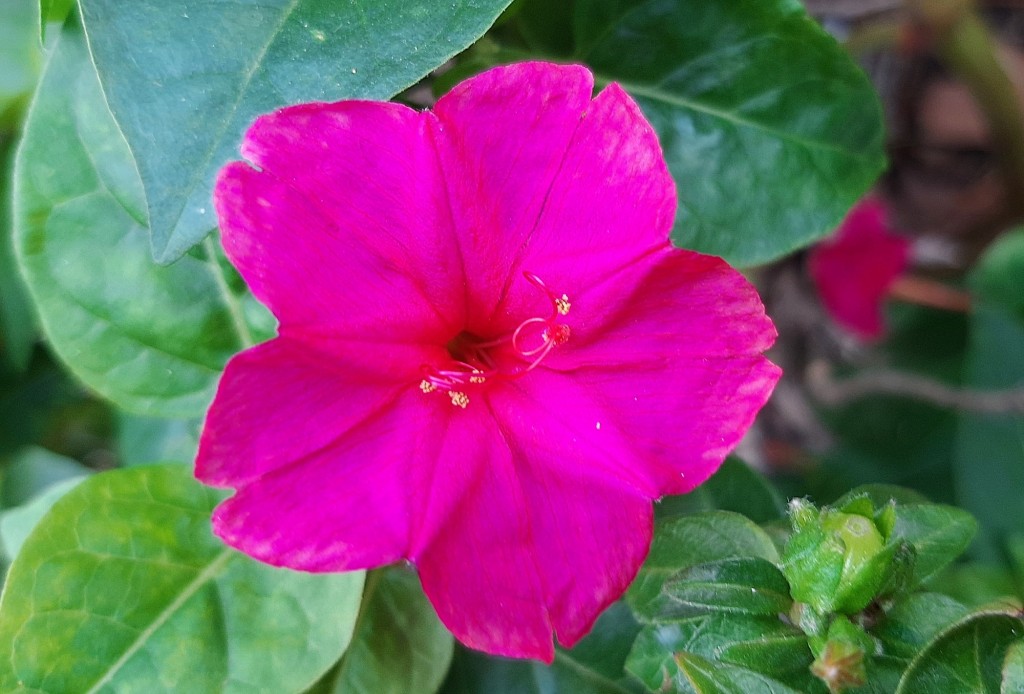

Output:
xmin=808 ymin=197 xmax=910 ymax=339
xmin=215 ymin=112 xmax=461 ymax=343
xmin=546 ymin=248 xmax=780 ymax=491
xmin=196 ymin=337 xmax=439 ymax=487
xmin=411 ymin=405 xmax=554 ymax=661
xmin=494 ymin=83 xmax=676 ymax=328
xmin=430 ymin=62 xmax=594 ymax=330
xmin=212 ymin=392 xmax=446 ymax=572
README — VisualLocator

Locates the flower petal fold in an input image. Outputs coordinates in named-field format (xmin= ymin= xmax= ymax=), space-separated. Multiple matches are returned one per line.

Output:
xmin=429 ymin=62 xmax=594 ymax=331
xmin=411 ymin=405 xmax=554 ymax=661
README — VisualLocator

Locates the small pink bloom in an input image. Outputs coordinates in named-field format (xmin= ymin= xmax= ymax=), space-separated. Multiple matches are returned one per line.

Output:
xmin=197 ymin=62 xmax=779 ymax=661
xmin=808 ymin=197 xmax=911 ymax=340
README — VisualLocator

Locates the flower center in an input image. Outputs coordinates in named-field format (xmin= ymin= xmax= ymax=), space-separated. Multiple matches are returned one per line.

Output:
xmin=419 ymin=272 xmax=571 ymax=408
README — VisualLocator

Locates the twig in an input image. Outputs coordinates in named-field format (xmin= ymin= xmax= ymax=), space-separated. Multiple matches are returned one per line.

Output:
xmin=807 ymin=360 xmax=1024 ymax=413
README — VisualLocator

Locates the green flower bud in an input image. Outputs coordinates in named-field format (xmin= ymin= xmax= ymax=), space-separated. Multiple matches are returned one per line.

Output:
xmin=810 ymin=617 xmax=873 ymax=693
xmin=783 ymin=501 xmax=893 ymax=615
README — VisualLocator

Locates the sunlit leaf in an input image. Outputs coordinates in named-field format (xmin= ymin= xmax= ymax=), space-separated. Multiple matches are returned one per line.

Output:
xmin=0 ymin=464 xmax=364 ymax=692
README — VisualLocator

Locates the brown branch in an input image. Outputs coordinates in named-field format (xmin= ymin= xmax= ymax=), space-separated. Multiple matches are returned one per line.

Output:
xmin=807 ymin=360 xmax=1024 ymax=413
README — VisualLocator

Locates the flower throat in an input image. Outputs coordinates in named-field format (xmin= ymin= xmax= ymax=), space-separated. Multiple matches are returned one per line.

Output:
xmin=419 ymin=272 xmax=571 ymax=408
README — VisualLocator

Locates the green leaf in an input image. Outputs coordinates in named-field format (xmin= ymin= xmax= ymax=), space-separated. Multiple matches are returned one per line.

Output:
xmin=38 ymin=0 xmax=74 ymax=41
xmin=318 ymin=567 xmax=453 ymax=694
xmin=78 ymin=0 xmax=514 ymax=263
xmin=657 ymin=457 xmax=787 ymax=524
xmin=645 ymin=649 xmax=804 ymax=694
xmin=896 ymin=610 xmax=1024 ymax=694
xmin=0 ymin=445 xmax=89 ymax=507
xmin=116 ymin=412 xmax=201 ymax=466
xmin=956 ymin=229 xmax=1024 ymax=560
xmin=0 ymin=463 xmax=364 ymax=692
xmin=0 ymin=475 xmax=83 ymax=562
xmin=0 ymin=0 xmax=43 ymax=129
xmin=0 ymin=140 xmax=37 ymax=371
xmin=439 ymin=602 xmax=644 ymax=694
xmin=874 ymin=592 xmax=970 ymax=659
xmin=626 ymin=617 xmax=812 ymax=691
xmin=662 ymin=557 xmax=792 ymax=617
xmin=13 ymin=26 xmax=250 ymax=417
xmin=1003 ymin=641 xmax=1024 ymax=694
xmin=886 ymin=504 xmax=978 ymax=585
xmin=571 ymin=0 xmax=885 ymax=266
xmin=628 ymin=511 xmax=780 ymax=621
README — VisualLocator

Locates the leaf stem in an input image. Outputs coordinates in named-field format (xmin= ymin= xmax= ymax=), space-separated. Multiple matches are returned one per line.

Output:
xmin=202 ymin=236 xmax=254 ymax=349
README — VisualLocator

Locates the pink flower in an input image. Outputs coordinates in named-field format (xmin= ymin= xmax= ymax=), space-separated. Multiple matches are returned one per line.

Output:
xmin=808 ymin=197 xmax=911 ymax=340
xmin=197 ymin=62 xmax=779 ymax=661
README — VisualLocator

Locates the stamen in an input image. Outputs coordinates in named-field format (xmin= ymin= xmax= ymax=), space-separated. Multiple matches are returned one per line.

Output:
xmin=419 ymin=272 xmax=572 ymax=405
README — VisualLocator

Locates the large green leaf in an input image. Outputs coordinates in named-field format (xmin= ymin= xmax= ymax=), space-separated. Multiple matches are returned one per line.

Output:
xmin=884 ymin=503 xmax=978 ymax=585
xmin=627 ymin=511 xmax=780 ymax=621
xmin=626 ymin=617 xmax=812 ymax=691
xmin=439 ymin=602 xmax=644 ymax=694
xmin=896 ymin=610 xmax=1024 ymax=693
xmin=317 ymin=567 xmax=453 ymax=694
xmin=78 ymin=0 xmax=514 ymax=262
xmin=13 ymin=27 xmax=250 ymax=417
xmin=1 ymin=140 xmax=37 ymax=372
xmin=571 ymin=0 xmax=885 ymax=265
xmin=874 ymin=592 xmax=969 ymax=660
xmin=956 ymin=230 xmax=1024 ymax=560
xmin=0 ymin=464 xmax=364 ymax=692
xmin=662 ymin=558 xmax=792 ymax=618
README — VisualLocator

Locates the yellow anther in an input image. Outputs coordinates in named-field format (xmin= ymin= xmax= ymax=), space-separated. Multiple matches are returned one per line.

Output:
xmin=469 ymin=374 xmax=486 ymax=384
xmin=555 ymin=294 xmax=571 ymax=316
xmin=419 ymin=380 xmax=436 ymax=393
xmin=448 ymin=391 xmax=470 ymax=408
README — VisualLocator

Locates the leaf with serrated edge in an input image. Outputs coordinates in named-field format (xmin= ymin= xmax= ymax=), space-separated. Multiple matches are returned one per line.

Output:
xmin=79 ymin=0 xmax=515 ymax=262
xmin=0 ymin=464 xmax=364 ymax=692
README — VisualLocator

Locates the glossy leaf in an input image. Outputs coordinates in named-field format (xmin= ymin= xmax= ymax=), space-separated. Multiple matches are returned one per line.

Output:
xmin=439 ymin=602 xmax=644 ymax=694
xmin=657 ymin=457 xmax=787 ymax=523
xmin=13 ymin=27 xmax=248 ymax=417
xmin=320 ymin=568 xmax=454 ymax=694
xmin=626 ymin=616 xmax=812 ymax=691
xmin=573 ymin=0 xmax=885 ymax=265
xmin=896 ymin=610 xmax=1024 ymax=693
xmin=0 ymin=464 xmax=364 ymax=692
xmin=885 ymin=503 xmax=978 ymax=585
xmin=956 ymin=230 xmax=1024 ymax=560
xmin=0 ymin=140 xmax=36 ymax=371
xmin=874 ymin=592 xmax=969 ymax=659
xmin=628 ymin=512 xmax=780 ymax=621
xmin=78 ymin=0 xmax=514 ymax=262
xmin=662 ymin=557 xmax=791 ymax=617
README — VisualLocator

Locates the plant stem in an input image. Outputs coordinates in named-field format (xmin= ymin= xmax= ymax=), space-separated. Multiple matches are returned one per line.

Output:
xmin=203 ymin=236 xmax=254 ymax=348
